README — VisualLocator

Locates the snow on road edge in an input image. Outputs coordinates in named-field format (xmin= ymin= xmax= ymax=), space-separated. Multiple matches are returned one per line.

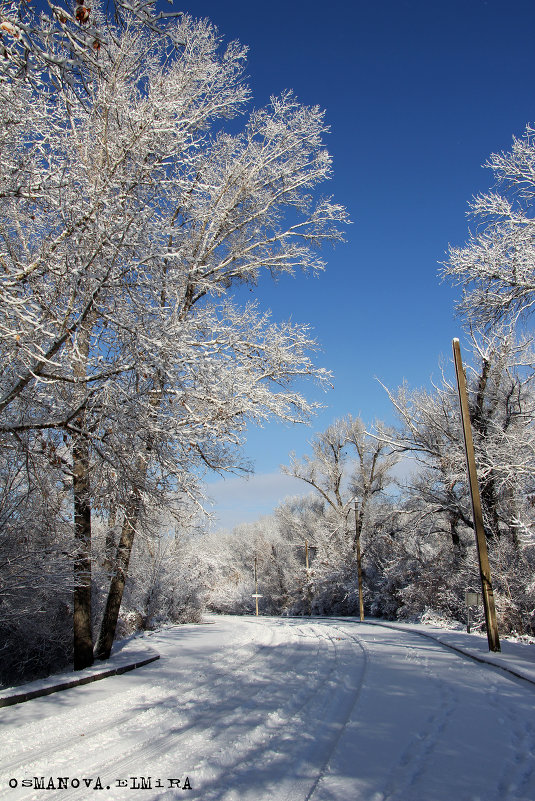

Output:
xmin=0 ymin=643 xmax=160 ymax=708
xmin=346 ymin=618 xmax=535 ymax=686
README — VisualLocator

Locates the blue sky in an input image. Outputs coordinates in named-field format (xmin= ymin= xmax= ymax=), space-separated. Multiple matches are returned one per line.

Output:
xmin=176 ymin=0 xmax=535 ymax=529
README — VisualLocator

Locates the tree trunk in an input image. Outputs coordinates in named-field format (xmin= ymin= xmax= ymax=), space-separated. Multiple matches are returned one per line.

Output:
xmin=95 ymin=381 xmax=161 ymax=660
xmin=102 ymin=505 xmax=117 ymax=574
xmin=449 ymin=515 xmax=465 ymax=559
xmin=480 ymin=477 xmax=501 ymax=541
xmin=95 ymin=490 xmax=142 ymax=660
xmin=73 ymin=430 xmax=94 ymax=669
xmin=72 ymin=321 xmax=94 ymax=670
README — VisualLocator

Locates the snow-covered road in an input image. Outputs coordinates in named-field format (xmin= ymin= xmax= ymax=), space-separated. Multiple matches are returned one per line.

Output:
xmin=1 ymin=617 xmax=535 ymax=801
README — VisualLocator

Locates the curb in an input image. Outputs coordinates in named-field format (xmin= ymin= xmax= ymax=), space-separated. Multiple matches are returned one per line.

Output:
xmin=0 ymin=649 xmax=160 ymax=709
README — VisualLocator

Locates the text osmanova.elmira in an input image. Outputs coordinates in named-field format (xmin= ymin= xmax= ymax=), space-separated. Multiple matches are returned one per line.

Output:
xmin=7 ymin=776 xmax=192 ymax=791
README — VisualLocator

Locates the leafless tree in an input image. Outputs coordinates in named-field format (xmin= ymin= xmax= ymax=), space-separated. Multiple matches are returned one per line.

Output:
xmin=284 ymin=415 xmax=399 ymax=549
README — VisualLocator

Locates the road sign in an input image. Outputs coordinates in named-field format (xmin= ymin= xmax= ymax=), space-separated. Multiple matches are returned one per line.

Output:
xmin=465 ymin=591 xmax=483 ymax=633
xmin=465 ymin=591 xmax=482 ymax=607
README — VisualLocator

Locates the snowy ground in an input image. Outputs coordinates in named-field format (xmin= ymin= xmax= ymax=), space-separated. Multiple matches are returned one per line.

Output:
xmin=1 ymin=616 xmax=535 ymax=801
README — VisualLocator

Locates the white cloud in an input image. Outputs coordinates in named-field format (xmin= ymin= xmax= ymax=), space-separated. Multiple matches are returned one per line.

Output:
xmin=205 ymin=471 xmax=307 ymax=531
xmin=389 ymin=453 xmax=421 ymax=485
xmin=205 ymin=455 xmax=420 ymax=531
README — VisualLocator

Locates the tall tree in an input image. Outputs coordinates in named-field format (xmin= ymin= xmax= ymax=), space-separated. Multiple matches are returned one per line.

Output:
xmin=0 ymin=6 xmax=347 ymax=667
xmin=283 ymin=415 xmax=399 ymax=563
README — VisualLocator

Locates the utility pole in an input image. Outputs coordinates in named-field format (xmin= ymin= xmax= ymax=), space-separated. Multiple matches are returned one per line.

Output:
xmin=354 ymin=502 xmax=365 ymax=622
xmin=453 ymin=338 xmax=500 ymax=652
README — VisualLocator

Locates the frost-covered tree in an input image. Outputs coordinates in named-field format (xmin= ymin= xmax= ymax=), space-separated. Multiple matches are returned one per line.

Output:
xmin=387 ymin=329 xmax=535 ymax=545
xmin=203 ymin=515 xmax=302 ymax=615
xmin=443 ymin=124 xmax=535 ymax=327
xmin=0 ymin=0 xmax=181 ymax=82
xmin=0 ymin=6 xmax=347 ymax=671
xmin=283 ymin=415 xmax=399 ymax=552
xmin=0 ymin=441 xmax=74 ymax=684
xmin=282 ymin=415 xmax=399 ymax=614
xmin=274 ymin=493 xmax=352 ymax=615
xmin=92 ymin=515 xmax=211 ymax=636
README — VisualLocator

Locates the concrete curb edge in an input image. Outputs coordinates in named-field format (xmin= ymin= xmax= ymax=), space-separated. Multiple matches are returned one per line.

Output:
xmin=0 ymin=652 xmax=160 ymax=709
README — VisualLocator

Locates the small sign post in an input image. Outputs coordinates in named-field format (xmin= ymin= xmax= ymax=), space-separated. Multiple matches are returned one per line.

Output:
xmin=252 ymin=557 xmax=262 ymax=616
xmin=299 ymin=540 xmax=317 ymax=616
xmin=453 ymin=339 xmax=500 ymax=652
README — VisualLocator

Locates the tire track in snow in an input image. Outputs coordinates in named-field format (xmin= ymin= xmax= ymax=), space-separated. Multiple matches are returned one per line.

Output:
xmin=51 ymin=619 xmax=363 ymax=801
xmin=191 ymin=621 xmax=345 ymax=801
xmin=2 ymin=620 xmax=331 ymax=801
xmin=299 ymin=622 xmax=370 ymax=801
xmin=83 ymin=621 xmax=328 ymax=800
xmin=0 ymin=623 xmax=278 ymax=778
xmin=143 ymin=621 xmax=342 ymax=799
xmin=175 ymin=620 xmax=368 ymax=801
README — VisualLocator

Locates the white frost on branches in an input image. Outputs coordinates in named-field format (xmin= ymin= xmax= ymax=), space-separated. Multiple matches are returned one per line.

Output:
xmin=443 ymin=125 xmax=535 ymax=326
xmin=0 ymin=8 xmax=347 ymax=502
xmin=0 ymin=2 xmax=348 ymax=677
